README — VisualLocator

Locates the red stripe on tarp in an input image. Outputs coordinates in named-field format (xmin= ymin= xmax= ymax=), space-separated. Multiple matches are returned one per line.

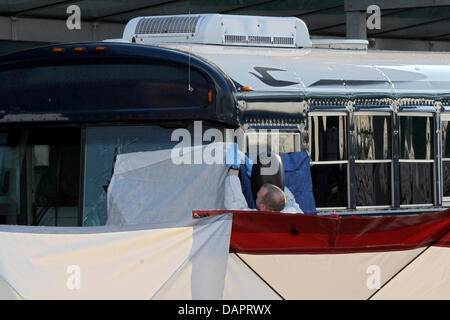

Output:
xmin=192 ymin=209 xmax=450 ymax=254
xmin=435 ymin=229 xmax=450 ymax=248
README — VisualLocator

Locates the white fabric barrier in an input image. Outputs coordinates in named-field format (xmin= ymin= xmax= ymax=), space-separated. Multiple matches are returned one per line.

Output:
xmin=236 ymin=249 xmax=427 ymax=300
xmin=371 ymin=246 xmax=450 ymax=300
xmin=107 ymin=143 xmax=229 ymax=225
xmin=0 ymin=214 xmax=232 ymax=300
xmin=223 ymin=253 xmax=281 ymax=300
xmin=0 ymin=276 xmax=21 ymax=300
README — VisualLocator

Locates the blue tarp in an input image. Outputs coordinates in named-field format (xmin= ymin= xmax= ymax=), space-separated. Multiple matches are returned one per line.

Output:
xmin=240 ymin=163 xmax=257 ymax=209
xmin=280 ymin=152 xmax=317 ymax=214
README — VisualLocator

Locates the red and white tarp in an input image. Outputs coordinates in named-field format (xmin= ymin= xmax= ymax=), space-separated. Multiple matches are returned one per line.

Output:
xmin=0 ymin=208 xmax=448 ymax=299
xmin=195 ymin=209 xmax=450 ymax=300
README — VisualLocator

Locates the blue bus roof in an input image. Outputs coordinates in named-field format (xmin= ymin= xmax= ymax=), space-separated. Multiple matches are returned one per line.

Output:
xmin=0 ymin=42 xmax=238 ymax=126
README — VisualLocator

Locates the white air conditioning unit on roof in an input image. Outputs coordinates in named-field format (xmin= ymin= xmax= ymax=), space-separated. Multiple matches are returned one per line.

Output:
xmin=122 ymin=14 xmax=312 ymax=48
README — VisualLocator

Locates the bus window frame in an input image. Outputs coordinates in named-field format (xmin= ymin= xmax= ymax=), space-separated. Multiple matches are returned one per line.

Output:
xmin=353 ymin=111 xmax=394 ymax=210
xmin=441 ymin=113 xmax=450 ymax=205
xmin=309 ymin=111 xmax=349 ymax=211
xmin=397 ymin=112 xmax=435 ymax=208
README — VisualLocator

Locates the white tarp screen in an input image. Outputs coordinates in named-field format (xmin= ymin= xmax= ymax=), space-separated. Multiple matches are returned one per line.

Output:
xmin=223 ymin=253 xmax=281 ymax=300
xmin=0 ymin=276 xmax=20 ymax=300
xmin=0 ymin=214 xmax=232 ymax=300
xmin=236 ymin=249 xmax=428 ymax=300
xmin=371 ymin=246 xmax=450 ymax=300
xmin=107 ymin=144 xmax=228 ymax=225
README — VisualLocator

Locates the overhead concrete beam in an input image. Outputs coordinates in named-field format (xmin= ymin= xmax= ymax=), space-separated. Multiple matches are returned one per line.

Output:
xmin=312 ymin=34 xmax=450 ymax=51
xmin=0 ymin=16 xmax=124 ymax=43
xmin=368 ymin=37 xmax=450 ymax=51
xmin=346 ymin=11 xmax=367 ymax=39
xmin=345 ymin=0 xmax=450 ymax=11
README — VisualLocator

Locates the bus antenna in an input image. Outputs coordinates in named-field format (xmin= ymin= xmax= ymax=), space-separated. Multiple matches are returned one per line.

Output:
xmin=188 ymin=9 xmax=194 ymax=93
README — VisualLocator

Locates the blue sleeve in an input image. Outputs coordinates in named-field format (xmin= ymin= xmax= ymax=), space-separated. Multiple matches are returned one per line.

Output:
xmin=239 ymin=163 xmax=256 ymax=209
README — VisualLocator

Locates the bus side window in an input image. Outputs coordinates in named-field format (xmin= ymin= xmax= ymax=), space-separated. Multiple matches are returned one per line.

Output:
xmin=0 ymin=150 xmax=21 ymax=221
xmin=443 ymin=119 xmax=450 ymax=201
xmin=398 ymin=115 xmax=434 ymax=205
xmin=244 ymin=131 xmax=300 ymax=154
xmin=0 ymin=128 xmax=82 ymax=226
xmin=0 ymin=131 xmax=22 ymax=224
xmin=309 ymin=114 xmax=348 ymax=209
xmin=354 ymin=114 xmax=392 ymax=208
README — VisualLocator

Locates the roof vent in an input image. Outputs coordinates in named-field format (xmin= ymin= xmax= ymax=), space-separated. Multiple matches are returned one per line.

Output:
xmin=224 ymin=34 xmax=247 ymax=44
xmin=135 ymin=15 xmax=201 ymax=35
xmin=122 ymin=14 xmax=312 ymax=48
xmin=273 ymin=36 xmax=295 ymax=46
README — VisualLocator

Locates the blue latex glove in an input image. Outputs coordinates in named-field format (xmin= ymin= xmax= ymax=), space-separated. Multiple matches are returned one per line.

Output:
xmin=225 ymin=143 xmax=243 ymax=169
xmin=225 ymin=143 xmax=253 ymax=177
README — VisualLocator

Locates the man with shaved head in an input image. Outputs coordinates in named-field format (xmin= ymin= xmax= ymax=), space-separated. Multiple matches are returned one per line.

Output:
xmin=255 ymin=183 xmax=286 ymax=212
xmin=225 ymin=167 xmax=302 ymax=213
xmin=224 ymin=144 xmax=303 ymax=213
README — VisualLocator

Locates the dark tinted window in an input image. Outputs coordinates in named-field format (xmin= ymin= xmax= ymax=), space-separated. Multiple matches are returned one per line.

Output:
xmin=0 ymin=128 xmax=80 ymax=226
xmin=443 ymin=121 xmax=450 ymax=158
xmin=355 ymin=163 xmax=391 ymax=206
xmin=443 ymin=162 xmax=450 ymax=197
xmin=399 ymin=163 xmax=433 ymax=204
xmin=400 ymin=116 xmax=433 ymax=160
xmin=443 ymin=120 xmax=450 ymax=198
xmin=310 ymin=115 xmax=347 ymax=161
xmin=355 ymin=115 xmax=391 ymax=160
xmin=0 ymin=62 xmax=210 ymax=112
xmin=311 ymin=164 xmax=347 ymax=208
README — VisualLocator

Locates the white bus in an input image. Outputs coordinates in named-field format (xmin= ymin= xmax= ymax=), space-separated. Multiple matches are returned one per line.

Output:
xmin=0 ymin=14 xmax=449 ymax=226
